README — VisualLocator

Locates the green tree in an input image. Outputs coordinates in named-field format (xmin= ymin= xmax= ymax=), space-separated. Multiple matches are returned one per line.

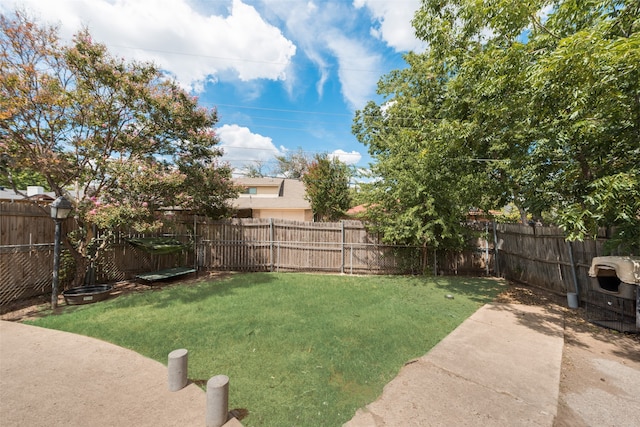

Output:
xmin=354 ymin=0 xmax=639 ymax=253
xmin=353 ymin=52 xmax=492 ymax=249
xmin=1 ymin=11 xmax=239 ymax=286
xmin=526 ymin=1 xmax=640 ymax=251
xmin=302 ymin=153 xmax=351 ymax=221
xmin=0 ymin=166 xmax=49 ymax=190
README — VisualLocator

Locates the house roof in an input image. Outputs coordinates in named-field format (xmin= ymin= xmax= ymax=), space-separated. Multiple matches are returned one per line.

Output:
xmin=235 ymin=177 xmax=285 ymax=188
xmin=346 ymin=204 xmax=367 ymax=216
xmin=0 ymin=187 xmax=56 ymax=203
xmin=233 ymin=178 xmax=310 ymax=210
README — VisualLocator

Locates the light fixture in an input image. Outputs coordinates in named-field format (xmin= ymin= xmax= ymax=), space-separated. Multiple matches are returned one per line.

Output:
xmin=50 ymin=196 xmax=73 ymax=308
xmin=50 ymin=196 xmax=73 ymax=220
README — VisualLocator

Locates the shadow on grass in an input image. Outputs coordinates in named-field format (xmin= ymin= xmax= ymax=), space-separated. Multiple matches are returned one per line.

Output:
xmin=431 ymin=277 xmax=505 ymax=304
xmin=109 ymin=272 xmax=277 ymax=310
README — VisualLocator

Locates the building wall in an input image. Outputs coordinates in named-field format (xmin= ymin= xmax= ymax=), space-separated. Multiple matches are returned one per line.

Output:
xmin=254 ymin=209 xmax=313 ymax=222
xmin=255 ymin=185 xmax=280 ymax=195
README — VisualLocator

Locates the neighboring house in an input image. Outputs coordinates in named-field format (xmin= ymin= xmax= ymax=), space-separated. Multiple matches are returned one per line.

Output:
xmin=233 ymin=178 xmax=312 ymax=221
xmin=2 ymin=181 xmax=314 ymax=221
xmin=0 ymin=186 xmax=55 ymax=204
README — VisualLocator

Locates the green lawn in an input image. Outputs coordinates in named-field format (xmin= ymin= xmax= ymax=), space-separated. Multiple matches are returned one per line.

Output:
xmin=27 ymin=273 xmax=503 ymax=426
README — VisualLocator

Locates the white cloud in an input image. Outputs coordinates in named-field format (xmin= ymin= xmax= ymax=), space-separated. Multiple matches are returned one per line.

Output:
xmin=259 ymin=0 xmax=383 ymax=109
xmin=330 ymin=149 xmax=362 ymax=165
xmin=6 ymin=0 xmax=296 ymax=92
xmin=354 ymin=0 xmax=426 ymax=52
xmin=326 ymin=33 xmax=381 ymax=109
xmin=260 ymin=0 xmax=334 ymax=99
xmin=217 ymin=124 xmax=283 ymax=172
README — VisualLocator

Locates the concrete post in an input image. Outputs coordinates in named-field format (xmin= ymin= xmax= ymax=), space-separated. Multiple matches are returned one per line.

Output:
xmin=206 ymin=375 xmax=229 ymax=427
xmin=167 ymin=349 xmax=188 ymax=392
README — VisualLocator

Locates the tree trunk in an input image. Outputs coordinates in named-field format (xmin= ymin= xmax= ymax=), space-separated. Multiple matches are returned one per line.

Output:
xmin=66 ymin=239 xmax=88 ymax=289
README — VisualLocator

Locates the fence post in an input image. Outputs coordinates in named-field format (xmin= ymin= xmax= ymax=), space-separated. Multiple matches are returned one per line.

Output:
xmin=566 ymin=241 xmax=580 ymax=297
xmin=340 ymin=221 xmax=345 ymax=274
xmin=269 ymin=218 xmax=274 ymax=273
xmin=422 ymin=244 xmax=427 ymax=274
xmin=485 ymin=222 xmax=490 ymax=276
xmin=350 ymin=244 xmax=353 ymax=275
xmin=492 ymin=220 xmax=500 ymax=277
xmin=433 ymin=249 xmax=437 ymax=276
xmin=193 ymin=215 xmax=198 ymax=274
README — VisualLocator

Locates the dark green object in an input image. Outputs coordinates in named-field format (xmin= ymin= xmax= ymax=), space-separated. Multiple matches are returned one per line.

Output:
xmin=125 ymin=237 xmax=190 ymax=255
xmin=136 ymin=267 xmax=196 ymax=282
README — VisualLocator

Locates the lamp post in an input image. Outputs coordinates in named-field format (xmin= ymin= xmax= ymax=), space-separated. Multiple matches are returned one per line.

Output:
xmin=50 ymin=196 xmax=73 ymax=308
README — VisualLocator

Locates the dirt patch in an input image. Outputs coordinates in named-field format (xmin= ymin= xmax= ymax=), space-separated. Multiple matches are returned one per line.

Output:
xmin=496 ymin=282 xmax=640 ymax=426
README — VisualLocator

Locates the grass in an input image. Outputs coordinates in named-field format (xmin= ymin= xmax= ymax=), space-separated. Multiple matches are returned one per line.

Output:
xmin=27 ymin=273 xmax=503 ymax=426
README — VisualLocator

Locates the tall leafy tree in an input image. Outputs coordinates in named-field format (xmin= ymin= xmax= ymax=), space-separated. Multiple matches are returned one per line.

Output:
xmin=353 ymin=52 xmax=497 ymax=249
xmin=302 ymin=153 xmax=351 ymax=222
xmin=526 ymin=1 xmax=640 ymax=251
xmin=355 ymin=0 xmax=639 ymax=253
xmin=1 ymin=11 xmax=239 ymax=285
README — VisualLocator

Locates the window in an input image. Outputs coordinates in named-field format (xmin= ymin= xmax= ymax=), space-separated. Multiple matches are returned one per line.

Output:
xmin=243 ymin=187 xmax=257 ymax=195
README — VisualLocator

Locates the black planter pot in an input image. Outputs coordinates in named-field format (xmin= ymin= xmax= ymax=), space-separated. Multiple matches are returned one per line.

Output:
xmin=62 ymin=285 xmax=113 ymax=305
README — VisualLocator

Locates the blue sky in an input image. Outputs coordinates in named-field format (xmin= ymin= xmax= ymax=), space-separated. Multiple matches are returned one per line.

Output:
xmin=1 ymin=0 xmax=425 ymax=176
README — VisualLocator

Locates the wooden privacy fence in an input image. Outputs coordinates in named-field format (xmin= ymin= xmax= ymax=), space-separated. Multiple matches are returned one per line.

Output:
xmin=0 ymin=207 xmax=491 ymax=308
xmin=1 ymin=201 xmax=616 ymax=310
xmin=494 ymin=223 xmax=609 ymax=298
xmin=1 ymin=201 xmax=76 ymax=306
xmin=0 ymin=243 xmax=57 ymax=307
xmin=90 ymin=219 xmax=427 ymax=281
xmin=197 ymin=218 xmax=425 ymax=274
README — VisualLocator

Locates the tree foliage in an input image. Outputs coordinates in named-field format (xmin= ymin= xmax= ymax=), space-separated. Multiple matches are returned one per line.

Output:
xmin=274 ymin=148 xmax=311 ymax=179
xmin=243 ymin=160 xmax=268 ymax=178
xmin=302 ymin=154 xmax=352 ymax=222
xmin=1 ymin=11 xmax=239 ymax=285
xmin=0 ymin=167 xmax=49 ymax=190
xmin=354 ymin=0 xmax=639 ymax=253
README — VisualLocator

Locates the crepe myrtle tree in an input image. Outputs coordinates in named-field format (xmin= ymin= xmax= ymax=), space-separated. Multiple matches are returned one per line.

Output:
xmin=1 ymin=10 xmax=240 ymax=287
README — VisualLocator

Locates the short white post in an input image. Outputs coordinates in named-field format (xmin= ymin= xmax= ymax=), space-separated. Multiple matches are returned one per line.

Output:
xmin=206 ymin=375 xmax=229 ymax=427
xmin=168 ymin=349 xmax=188 ymax=392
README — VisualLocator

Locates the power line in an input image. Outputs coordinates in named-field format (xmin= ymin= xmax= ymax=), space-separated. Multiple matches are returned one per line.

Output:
xmin=211 ymin=101 xmax=452 ymax=126
xmin=214 ymin=103 xmax=353 ymax=117
xmin=231 ymin=115 xmax=349 ymax=125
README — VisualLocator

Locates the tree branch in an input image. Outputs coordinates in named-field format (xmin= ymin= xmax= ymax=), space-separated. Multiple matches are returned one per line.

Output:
xmin=529 ymin=14 xmax=561 ymax=40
